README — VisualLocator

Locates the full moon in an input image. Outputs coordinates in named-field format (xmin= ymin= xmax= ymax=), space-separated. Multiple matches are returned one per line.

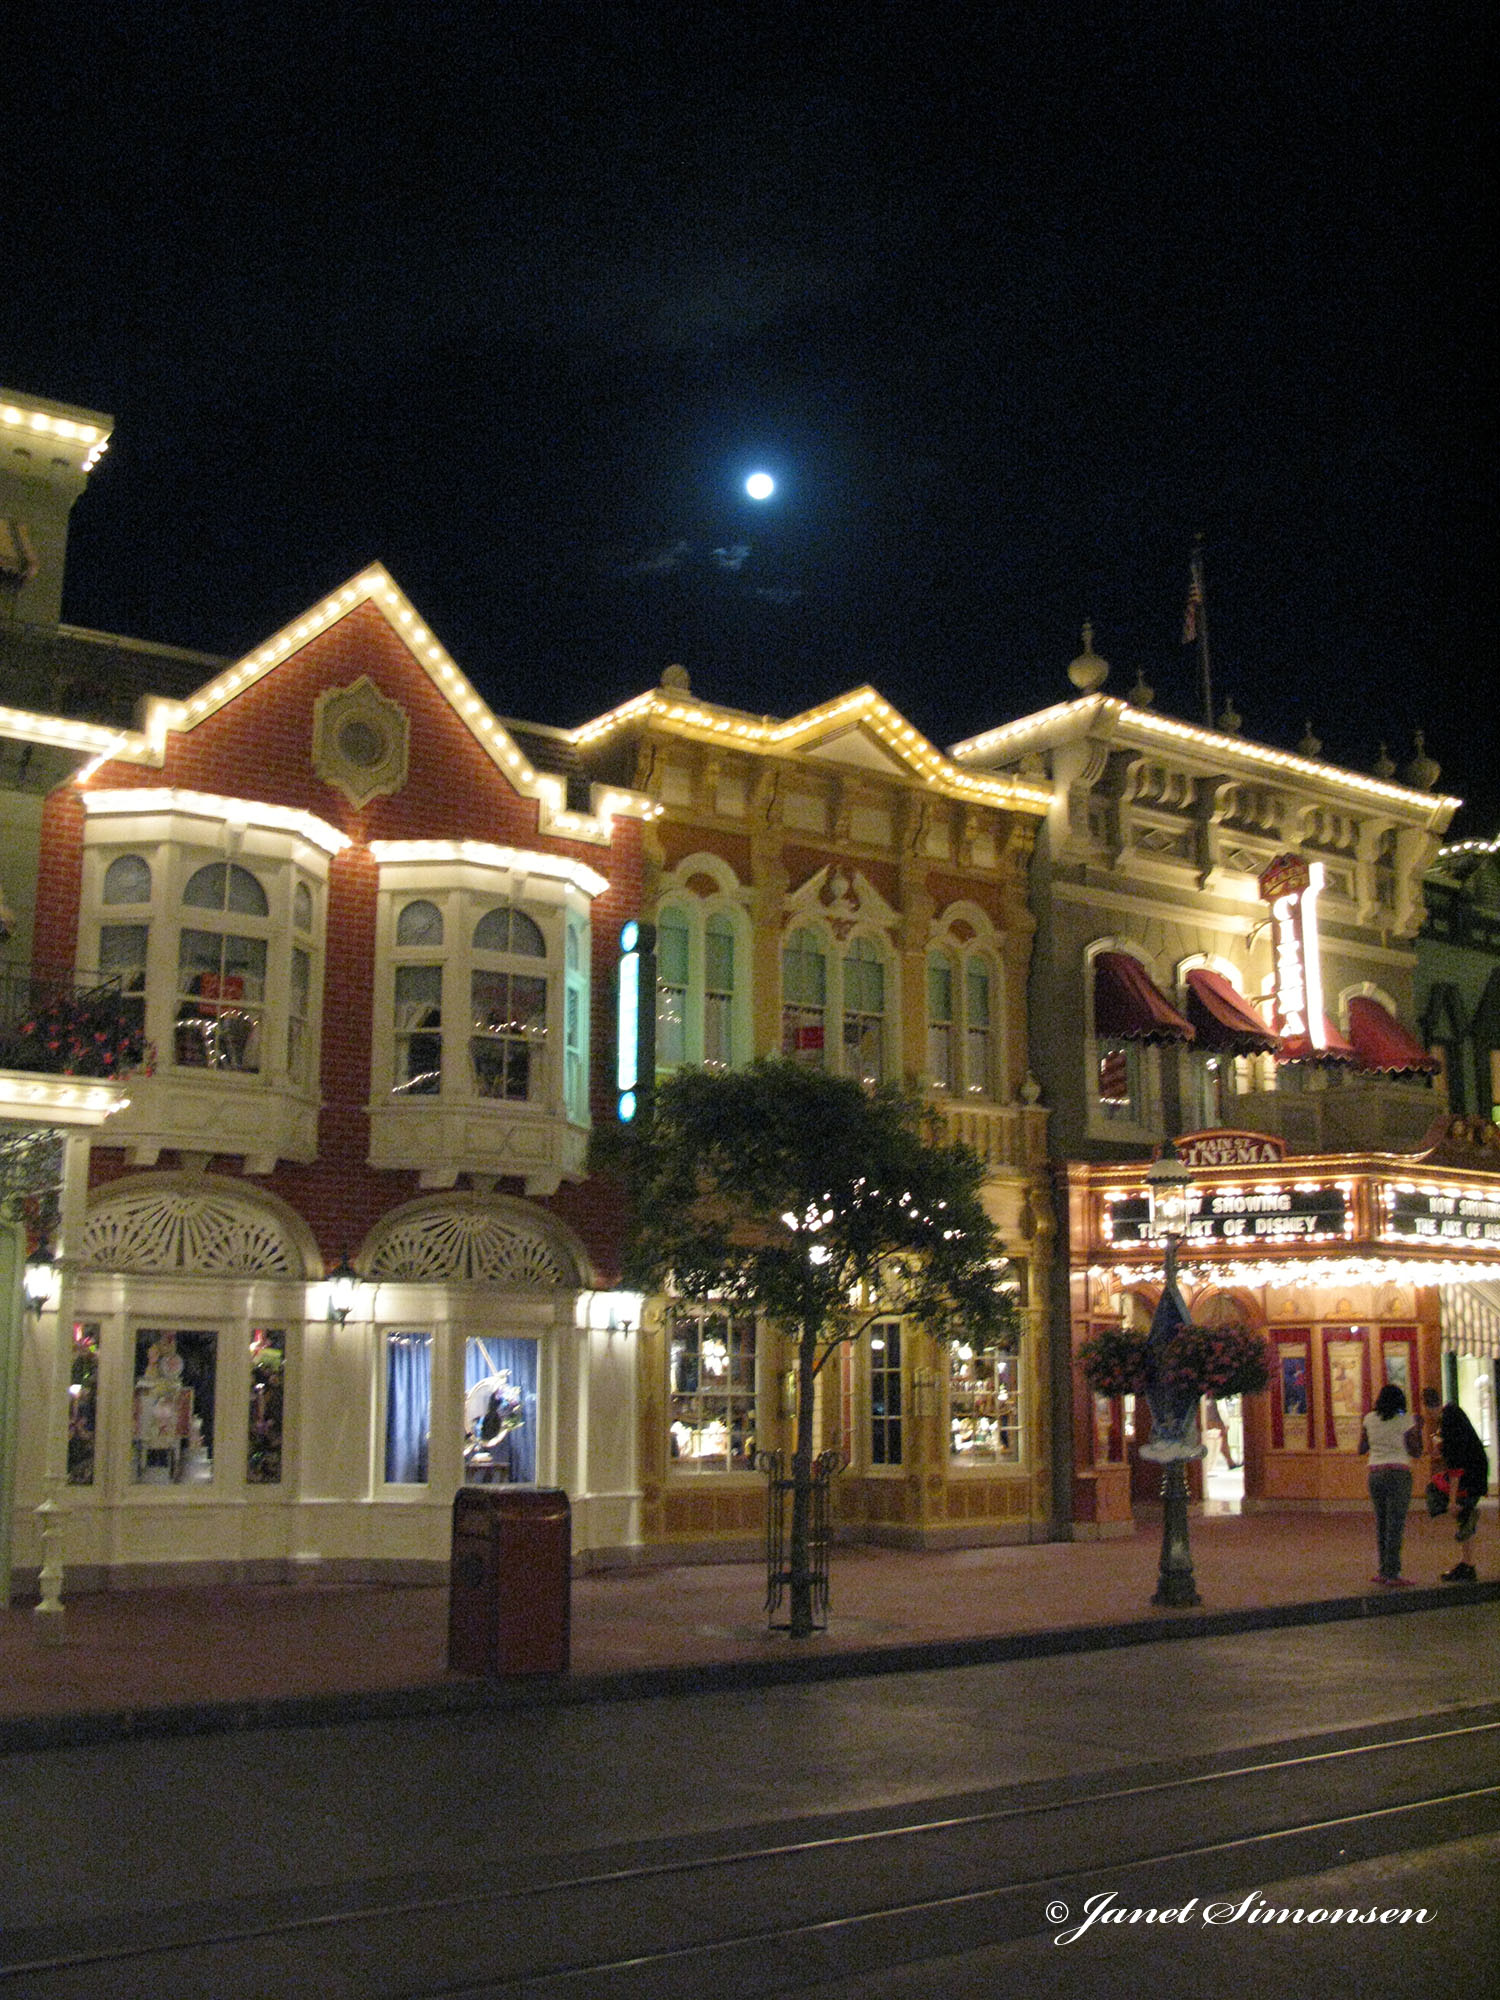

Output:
xmin=745 ymin=471 xmax=775 ymax=501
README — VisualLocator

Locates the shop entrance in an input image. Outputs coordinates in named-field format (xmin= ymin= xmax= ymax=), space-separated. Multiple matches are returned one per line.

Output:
xmin=463 ymin=1336 xmax=539 ymax=1484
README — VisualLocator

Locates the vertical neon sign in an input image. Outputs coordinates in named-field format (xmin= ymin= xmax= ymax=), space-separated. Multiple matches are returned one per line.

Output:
xmin=616 ymin=921 xmax=656 ymax=1122
xmin=1259 ymin=853 xmax=1327 ymax=1049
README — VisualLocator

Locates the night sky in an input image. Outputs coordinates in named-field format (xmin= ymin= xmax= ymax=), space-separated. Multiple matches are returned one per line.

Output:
xmin=4 ymin=5 xmax=1494 ymax=831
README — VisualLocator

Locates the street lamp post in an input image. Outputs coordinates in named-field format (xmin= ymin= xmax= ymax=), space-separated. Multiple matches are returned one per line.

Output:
xmin=1143 ymin=1140 xmax=1202 ymax=1608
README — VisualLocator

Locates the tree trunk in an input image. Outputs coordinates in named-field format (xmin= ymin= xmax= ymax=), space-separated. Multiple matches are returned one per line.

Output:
xmin=788 ymin=1317 xmax=819 ymax=1638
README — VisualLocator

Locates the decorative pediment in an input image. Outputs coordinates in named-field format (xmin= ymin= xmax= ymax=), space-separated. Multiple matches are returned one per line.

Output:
xmin=798 ymin=723 xmax=911 ymax=779
xmin=785 ymin=863 xmax=900 ymax=933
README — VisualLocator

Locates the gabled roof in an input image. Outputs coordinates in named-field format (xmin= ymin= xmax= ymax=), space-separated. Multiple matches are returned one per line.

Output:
xmin=570 ymin=682 xmax=1052 ymax=816
xmin=63 ymin=565 xmax=656 ymax=843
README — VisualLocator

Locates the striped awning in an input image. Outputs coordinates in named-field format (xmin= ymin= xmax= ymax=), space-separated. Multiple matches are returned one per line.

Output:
xmin=1093 ymin=952 xmax=1194 ymax=1044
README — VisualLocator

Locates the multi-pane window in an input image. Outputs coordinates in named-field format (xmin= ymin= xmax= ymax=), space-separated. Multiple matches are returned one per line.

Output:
xmin=99 ymin=853 xmax=151 ymax=1036
xmin=470 ymin=906 xmax=547 ymax=1101
xmin=869 ymin=1319 xmax=903 ymax=1465
xmin=703 ymin=916 xmax=735 ymax=1069
xmin=928 ymin=953 xmax=957 ymax=1090
xmin=965 ymin=960 xmax=992 ymax=1095
xmin=669 ymin=1311 xmax=757 ymax=1471
xmin=175 ymin=862 xmax=268 ymax=1072
xmin=927 ymin=948 xmax=997 ymax=1097
xmin=564 ymin=916 xmax=588 ymax=1120
xmin=782 ymin=927 xmax=828 ymax=1064
xmin=393 ymin=899 xmax=444 ymax=1093
xmin=655 ymin=902 xmax=740 ymax=1074
xmin=843 ymin=938 xmax=885 ymax=1084
xmin=949 ymin=1341 xmax=1020 ymax=1462
xmin=288 ymin=880 xmax=315 ymax=1085
xmin=656 ymin=910 xmax=690 ymax=1068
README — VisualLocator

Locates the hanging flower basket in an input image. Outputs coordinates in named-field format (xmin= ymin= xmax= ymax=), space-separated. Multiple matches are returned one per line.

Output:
xmin=1077 ymin=1325 xmax=1152 ymax=1398
xmin=1079 ymin=1322 xmax=1271 ymax=1400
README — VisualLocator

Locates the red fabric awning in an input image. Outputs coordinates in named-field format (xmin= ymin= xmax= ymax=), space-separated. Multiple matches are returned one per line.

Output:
xmin=1092 ymin=951 xmax=1195 ymax=1044
xmin=1183 ymin=968 xmax=1279 ymax=1054
xmin=1347 ymin=995 xmax=1441 ymax=1074
xmin=1276 ymin=1015 xmax=1358 ymax=1064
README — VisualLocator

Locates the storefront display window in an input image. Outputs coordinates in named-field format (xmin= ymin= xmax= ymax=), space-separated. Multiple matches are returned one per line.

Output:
xmin=463 ymin=1336 xmax=538 ymax=1484
xmin=384 ymin=1331 xmax=431 ymax=1484
xmin=870 ymin=1318 xmax=903 ymax=1465
xmin=133 ymin=1328 xmax=217 ymax=1484
xmin=669 ymin=1311 xmax=757 ymax=1470
xmin=247 ymin=1328 xmax=285 ymax=1485
xmin=949 ymin=1341 xmax=1020 ymax=1462
xmin=66 ymin=1321 xmax=100 ymax=1486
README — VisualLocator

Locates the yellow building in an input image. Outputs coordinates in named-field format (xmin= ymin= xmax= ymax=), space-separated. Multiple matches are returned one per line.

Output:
xmin=557 ymin=668 xmax=1059 ymax=1554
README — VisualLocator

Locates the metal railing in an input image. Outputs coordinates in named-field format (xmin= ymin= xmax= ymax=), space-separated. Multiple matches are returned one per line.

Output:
xmin=757 ymin=1447 xmax=846 ymax=1632
xmin=0 ymin=965 xmax=143 ymax=1079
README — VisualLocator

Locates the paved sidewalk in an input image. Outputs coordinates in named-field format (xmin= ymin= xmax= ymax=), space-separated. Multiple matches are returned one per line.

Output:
xmin=2 ymin=1502 xmax=1494 ymax=1751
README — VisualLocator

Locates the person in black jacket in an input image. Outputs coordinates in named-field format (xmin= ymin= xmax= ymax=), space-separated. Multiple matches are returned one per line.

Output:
xmin=1433 ymin=1400 xmax=1490 ymax=1582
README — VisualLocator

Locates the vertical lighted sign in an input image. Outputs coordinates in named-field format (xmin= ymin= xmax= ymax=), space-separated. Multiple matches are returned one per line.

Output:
xmin=1259 ymin=853 xmax=1327 ymax=1050
xmin=616 ymin=921 xmax=656 ymax=1123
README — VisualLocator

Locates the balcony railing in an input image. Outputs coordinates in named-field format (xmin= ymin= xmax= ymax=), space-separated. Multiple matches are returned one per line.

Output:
xmin=926 ymin=1093 xmax=1050 ymax=1174
xmin=0 ymin=966 xmax=148 ymax=1080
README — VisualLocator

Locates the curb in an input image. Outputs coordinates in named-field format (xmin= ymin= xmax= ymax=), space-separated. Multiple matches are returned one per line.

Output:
xmin=2 ymin=1577 xmax=1494 ymax=1756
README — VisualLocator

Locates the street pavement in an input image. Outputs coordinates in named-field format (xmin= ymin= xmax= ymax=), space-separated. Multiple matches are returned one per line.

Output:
xmin=2 ymin=1500 xmax=1495 ymax=1751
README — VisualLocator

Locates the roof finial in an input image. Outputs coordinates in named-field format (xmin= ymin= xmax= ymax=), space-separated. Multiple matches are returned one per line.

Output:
xmin=660 ymin=662 xmax=690 ymax=692
xmin=1217 ymin=695 xmax=1242 ymax=734
xmin=1404 ymin=729 xmax=1440 ymax=791
xmin=1372 ymin=742 xmax=1396 ymax=781
xmin=1127 ymin=665 xmax=1155 ymax=707
xmin=1067 ymin=621 xmax=1109 ymax=693
xmin=1297 ymin=719 xmax=1322 ymax=758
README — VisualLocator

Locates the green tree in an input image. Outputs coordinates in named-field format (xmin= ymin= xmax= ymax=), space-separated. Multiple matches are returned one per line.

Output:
xmin=618 ymin=1059 xmax=1017 ymax=1637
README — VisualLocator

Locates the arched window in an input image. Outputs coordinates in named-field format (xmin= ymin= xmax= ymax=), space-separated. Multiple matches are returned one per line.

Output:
xmin=103 ymin=854 xmax=151 ymax=904
xmin=703 ymin=914 xmax=736 ymax=1070
xmin=655 ymin=907 xmax=690 ymax=1068
xmin=393 ymin=899 xmax=444 ymax=1094
xmin=965 ymin=957 xmax=993 ymax=1097
xmin=844 ymin=937 xmax=886 ymax=1084
xmin=782 ymin=927 xmax=828 ymax=1065
xmin=927 ymin=951 xmax=957 ymax=1090
xmin=471 ymin=905 xmax=548 ymax=1101
xmin=176 ymin=862 xmax=271 ymax=1072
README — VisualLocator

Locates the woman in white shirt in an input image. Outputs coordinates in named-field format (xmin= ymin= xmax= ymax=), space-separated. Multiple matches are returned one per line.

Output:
xmin=1359 ymin=1383 xmax=1422 ymax=1586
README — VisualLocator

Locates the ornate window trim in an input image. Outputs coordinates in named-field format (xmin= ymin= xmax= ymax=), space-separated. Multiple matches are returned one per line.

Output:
xmin=359 ymin=1195 xmax=584 ymax=1288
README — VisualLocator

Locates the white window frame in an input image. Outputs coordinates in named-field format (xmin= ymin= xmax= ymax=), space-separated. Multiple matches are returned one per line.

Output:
xmin=927 ymin=907 xmax=1005 ymax=1100
xmin=780 ymin=918 xmax=899 ymax=1084
xmin=78 ymin=797 xmax=333 ymax=1167
xmin=367 ymin=846 xmax=602 ymax=1190
xmin=651 ymin=857 xmax=753 ymax=1076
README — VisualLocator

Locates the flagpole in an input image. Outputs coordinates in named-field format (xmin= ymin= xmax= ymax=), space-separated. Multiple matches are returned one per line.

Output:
xmin=1190 ymin=536 xmax=1214 ymax=727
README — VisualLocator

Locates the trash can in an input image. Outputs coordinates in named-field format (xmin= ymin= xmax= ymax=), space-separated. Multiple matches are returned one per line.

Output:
xmin=447 ymin=1485 xmax=571 ymax=1677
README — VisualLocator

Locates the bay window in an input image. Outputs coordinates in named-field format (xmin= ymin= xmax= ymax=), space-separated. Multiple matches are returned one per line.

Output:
xmin=78 ymin=791 xmax=338 ymax=1168
xmin=369 ymin=844 xmax=603 ymax=1191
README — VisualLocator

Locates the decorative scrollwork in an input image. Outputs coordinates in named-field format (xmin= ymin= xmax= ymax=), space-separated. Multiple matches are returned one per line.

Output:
xmin=82 ymin=1187 xmax=300 ymax=1275
xmin=363 ymin=1205 xmax=577 ymax=1286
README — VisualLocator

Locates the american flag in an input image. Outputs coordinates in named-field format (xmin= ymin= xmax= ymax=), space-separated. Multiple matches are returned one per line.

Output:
xmin=1182 ymin=547 xmax=1205 ymax=645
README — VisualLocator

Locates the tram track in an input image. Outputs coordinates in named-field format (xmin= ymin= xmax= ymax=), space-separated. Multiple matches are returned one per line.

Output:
xmin=4 ymin=1709 xmax=1498 ymax=1998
